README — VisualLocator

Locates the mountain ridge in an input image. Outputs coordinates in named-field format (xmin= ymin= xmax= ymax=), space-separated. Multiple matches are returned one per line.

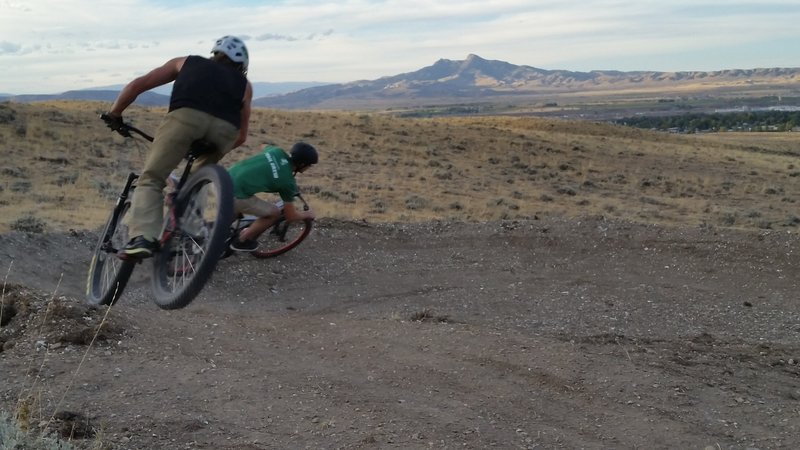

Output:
xmin=254 ymin=54 xmax=800 ymax=109
xmin=3 ymin=54 xmax=798 ymax=109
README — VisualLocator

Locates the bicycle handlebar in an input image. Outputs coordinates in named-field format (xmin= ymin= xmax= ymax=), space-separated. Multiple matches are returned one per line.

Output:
xmin=100 ymin=113 xmax=154 ymax=142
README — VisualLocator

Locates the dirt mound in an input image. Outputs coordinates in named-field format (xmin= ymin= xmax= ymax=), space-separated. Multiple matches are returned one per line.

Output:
xmin=1 ymin=283 xmax=130 ymax=444
xmin=1 ymin=283 xmax=125 ymax=353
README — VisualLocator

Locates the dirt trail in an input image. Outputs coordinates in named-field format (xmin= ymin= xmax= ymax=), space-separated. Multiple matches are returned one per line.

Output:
xmin=2 ymin=217 xmax=800 ymax=449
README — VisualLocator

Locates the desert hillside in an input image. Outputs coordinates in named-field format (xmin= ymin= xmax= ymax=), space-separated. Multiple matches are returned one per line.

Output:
xmin=2 ymin=101 xmax=800 ymax=449
xmin=1 ymin=101 xmax=798 ymax=234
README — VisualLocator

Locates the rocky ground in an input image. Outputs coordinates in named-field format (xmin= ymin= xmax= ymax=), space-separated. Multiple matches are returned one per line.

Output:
xmin=1 ymin=217 xmax=800 ymax=449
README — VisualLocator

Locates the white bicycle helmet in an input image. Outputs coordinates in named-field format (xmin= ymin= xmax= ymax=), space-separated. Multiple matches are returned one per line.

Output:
xmin=211 ymin=35 xmax=249 ymax=72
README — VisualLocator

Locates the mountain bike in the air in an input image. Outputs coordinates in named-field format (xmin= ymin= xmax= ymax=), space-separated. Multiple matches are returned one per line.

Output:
xmin=86 ymin=114 xmax=234 ymax=310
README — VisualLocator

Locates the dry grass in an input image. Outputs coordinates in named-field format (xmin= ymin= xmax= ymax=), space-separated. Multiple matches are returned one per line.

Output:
xmin=1 ymin=100 xmax=798 ymax=233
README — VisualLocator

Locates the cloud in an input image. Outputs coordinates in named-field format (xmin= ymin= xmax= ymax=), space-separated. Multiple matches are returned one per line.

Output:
xmin=1 ymin=0 xmax=30 ymax=12
xmin=0 ymin=41 xmax=21 ymax=54
xmin=1 ymin=0 xmax=799 ymax=93
xmin=255 ymin=33 xmax=300 ymax=42
xmin=255 ymin=29 xmax=334 ymax=42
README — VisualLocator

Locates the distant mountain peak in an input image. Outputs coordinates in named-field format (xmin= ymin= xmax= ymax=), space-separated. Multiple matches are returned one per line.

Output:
xmin=254 ymin=55 xmax=800 ymax=109
xmin=460 ymin=53 xmax=484 ymax=69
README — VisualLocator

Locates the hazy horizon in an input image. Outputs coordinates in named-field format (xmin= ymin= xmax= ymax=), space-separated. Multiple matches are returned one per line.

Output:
xmin=3 ymin=55 xmax=799 ymax=97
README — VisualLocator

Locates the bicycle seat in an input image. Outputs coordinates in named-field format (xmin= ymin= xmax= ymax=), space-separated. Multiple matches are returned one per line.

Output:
xmin=187 ymin=139 xmax=218 ymax=158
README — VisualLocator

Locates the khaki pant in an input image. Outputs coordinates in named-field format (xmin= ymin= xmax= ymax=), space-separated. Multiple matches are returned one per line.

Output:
xmin=234 ymin=196 xmax=278 ymax=218
xmin=128 ymin=108 xmax=238 ymax=240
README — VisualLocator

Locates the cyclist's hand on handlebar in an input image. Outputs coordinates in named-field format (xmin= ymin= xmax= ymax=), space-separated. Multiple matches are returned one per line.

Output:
xmin=100 ymin=112 xmax=131 ymax=137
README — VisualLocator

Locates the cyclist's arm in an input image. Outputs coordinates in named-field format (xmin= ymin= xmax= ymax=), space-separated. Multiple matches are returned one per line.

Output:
xmin=109 ymin=56 xmax=187 ymax=117
xmin=282 ymin=201 xmax=315 ymax=222
xmin=233 ymin=81 xmax=253 ymax=148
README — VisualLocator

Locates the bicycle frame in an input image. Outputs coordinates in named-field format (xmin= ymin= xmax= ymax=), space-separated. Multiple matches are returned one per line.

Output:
xmin=103 ymin=163 xmax=198 ymax=260
xmin=101 ymin=113 xmax=214 ymax=256
xmin=159 ymin=151 xmax=204 ymax=249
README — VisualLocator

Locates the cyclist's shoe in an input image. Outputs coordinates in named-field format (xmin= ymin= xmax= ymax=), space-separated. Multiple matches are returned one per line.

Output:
xmin=230 ymin=237 xmax=258 ymax=252
xmin=119 ymin=235 xmax=157 ymax=259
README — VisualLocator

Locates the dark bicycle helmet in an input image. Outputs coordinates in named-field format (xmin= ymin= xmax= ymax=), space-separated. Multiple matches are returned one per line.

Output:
xmin=289 ymin=142 xmax=319 ymax=167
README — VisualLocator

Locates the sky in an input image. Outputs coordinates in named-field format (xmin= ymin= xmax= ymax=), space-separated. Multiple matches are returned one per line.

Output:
xmin=1 ymin=0 xmax=799 ymax=95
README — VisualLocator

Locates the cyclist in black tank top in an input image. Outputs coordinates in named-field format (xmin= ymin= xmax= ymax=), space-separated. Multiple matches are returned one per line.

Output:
xmin=169 ymin=55 xmax=247 ymax=129
xmin=103 ymin=36 xmax=254 ymax=258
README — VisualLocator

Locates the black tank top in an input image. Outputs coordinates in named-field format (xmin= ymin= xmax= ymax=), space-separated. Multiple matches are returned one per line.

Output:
xmin=169 ymin=55 xmax=247 ymax=128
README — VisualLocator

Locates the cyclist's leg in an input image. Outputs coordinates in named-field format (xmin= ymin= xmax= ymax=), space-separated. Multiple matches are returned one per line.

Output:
xmin=127 ymin=109 xmax=206 ymax=247
xmin=175 ymin=113 xmax=238 ymax=237
xmin=233 ymin=197 xmax=280 ymax=241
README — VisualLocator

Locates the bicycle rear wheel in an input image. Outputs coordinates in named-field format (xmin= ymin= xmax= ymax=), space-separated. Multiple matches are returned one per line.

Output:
xmin=151 ymin=164 xmax=234 ymax=310
xmin=86 ymin=201 xmax=136 ymax=305
xmin=250 ymin=219 xmax=313 ymax=258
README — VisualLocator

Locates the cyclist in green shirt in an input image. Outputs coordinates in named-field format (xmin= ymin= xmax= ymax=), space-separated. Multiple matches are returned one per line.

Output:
xmin=228 ymin=142 xmax=318 ymax=251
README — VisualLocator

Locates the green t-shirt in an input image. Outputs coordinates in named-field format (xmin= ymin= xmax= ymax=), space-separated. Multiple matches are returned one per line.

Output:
xmin=228 ymin=146 xmax=298 ymax=202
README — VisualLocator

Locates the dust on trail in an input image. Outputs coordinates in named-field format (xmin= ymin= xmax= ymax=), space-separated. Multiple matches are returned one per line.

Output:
xmin=2 ymin=217 xmax=800 ymax=449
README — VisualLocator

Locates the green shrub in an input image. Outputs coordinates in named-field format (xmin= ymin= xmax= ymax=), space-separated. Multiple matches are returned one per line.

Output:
xmin=0 ymin=410 xmax=74 ymax=450
xmin=10 ymin=215 xmax=45 ymax=234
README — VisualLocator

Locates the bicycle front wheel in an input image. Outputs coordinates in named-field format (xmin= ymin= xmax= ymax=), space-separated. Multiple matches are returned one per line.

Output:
xmin=86 ymin=201 xmax=136 ymax=305
xmin=250 ymin=219 xmax=313 ymax=258
xmin=151 ymin=164 xmax=234 ymax=310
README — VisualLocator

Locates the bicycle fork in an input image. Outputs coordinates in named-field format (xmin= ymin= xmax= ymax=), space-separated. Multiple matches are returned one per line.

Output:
xmin=103 ymin=172 xmax=138 ymax=254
